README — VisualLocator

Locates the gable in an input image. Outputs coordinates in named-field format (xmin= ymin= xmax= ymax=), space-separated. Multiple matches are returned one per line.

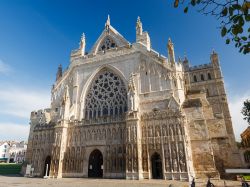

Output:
xmin=168 ymin=96 xmax=180 ymax=110
xmin=90 ymin=25 xmax=130 ymax=55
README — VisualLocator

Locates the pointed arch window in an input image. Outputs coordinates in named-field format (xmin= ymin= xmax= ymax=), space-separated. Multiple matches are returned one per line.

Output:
xmin=85 ymin=69 xmax=127 ymax=120
xmin=208 ymin=73 xmax=212 ymax=80
xmin=201 ymin=74 xmax=204 ymax=81
xmin=193 ymin=75 xmax=197 ymax=82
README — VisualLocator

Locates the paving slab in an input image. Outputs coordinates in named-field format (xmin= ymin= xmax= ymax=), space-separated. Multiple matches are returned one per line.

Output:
xmin=0 ymin=175 xmax=244 ymax=187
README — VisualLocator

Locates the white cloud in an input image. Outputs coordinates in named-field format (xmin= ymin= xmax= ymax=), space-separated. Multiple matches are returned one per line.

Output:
xmin=0 ymin=87 xmax=50 ymax=119
xmin=0 ymin=60 xmax=11 ymax=75
xmin=229 ymin=92 xmax=250 ymax=141
xmin=0 ymin=57 xmax=51 ymax=141
xmin=0 ymin=85 xmax=50 ymax=141
xmin=0 ymin=123 xmax=29 ymax=141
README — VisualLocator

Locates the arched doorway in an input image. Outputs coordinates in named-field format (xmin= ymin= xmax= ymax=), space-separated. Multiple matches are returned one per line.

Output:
xmin=151 ymin=152 xmax=163 ymax=179
xmin=43 ymin=156 xmax=51 ymax=177
xmin=88 ymin=149 xmax=103 ymax=178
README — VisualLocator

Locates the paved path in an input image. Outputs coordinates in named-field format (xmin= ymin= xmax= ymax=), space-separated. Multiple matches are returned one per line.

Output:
xmin=0 ymin=175 xmax=243 ymax=187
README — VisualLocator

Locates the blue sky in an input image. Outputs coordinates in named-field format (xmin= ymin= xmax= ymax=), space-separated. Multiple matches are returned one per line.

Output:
xmin=0 ymin=0 xmax=249 ymax=141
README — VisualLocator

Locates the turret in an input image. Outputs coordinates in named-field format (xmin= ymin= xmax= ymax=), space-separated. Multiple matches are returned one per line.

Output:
xmin=136 ymin=16 xmax=143 ymax=36
xmin=56 ymin=64 xmax=62 ymax=81
xmin=183 ymin=56 xmax=190 ymax=71
xmin=136 ymin=16 xmax=151 ymax=50
xmin=167 ymin=38 xmax=175 ymax=65
xmin=210 ymin=50 xmax=222 ymax=78
xmin=210 ymin=49 xmax=219 ymax=67
xmin=79 ymin=33 xmax=86 ymax=56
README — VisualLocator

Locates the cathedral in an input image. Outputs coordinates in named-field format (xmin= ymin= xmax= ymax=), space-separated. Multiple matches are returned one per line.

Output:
xmin=25 ymin=16 xmax=242 ymax=180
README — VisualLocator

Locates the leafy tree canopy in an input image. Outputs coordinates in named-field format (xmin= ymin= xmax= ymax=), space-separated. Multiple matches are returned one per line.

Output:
xmin=242 ymin=99 xmax=250 ymax=124
xmin=174 ymin=0 xmax=250 ymax=54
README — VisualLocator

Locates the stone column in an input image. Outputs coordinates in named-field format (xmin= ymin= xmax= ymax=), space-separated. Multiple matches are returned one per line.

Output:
xmin=125 ymin=111 xmax=143 ymax=179
xmin=55 ymin=120 xmax=68 ymax=178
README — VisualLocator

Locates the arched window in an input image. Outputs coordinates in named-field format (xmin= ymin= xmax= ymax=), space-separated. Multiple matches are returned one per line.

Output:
xmin=208 ymin=73 xmax=212 ymax=80
xmin=98 ymin=37 xmax=117 ymax=52
xmin=201 ymin=74 xmax=204 ymax=81
xmin=85 ymin=69 xmax=127 ymax=120
xmin=193 ymin=75 xmax=197 ymax=82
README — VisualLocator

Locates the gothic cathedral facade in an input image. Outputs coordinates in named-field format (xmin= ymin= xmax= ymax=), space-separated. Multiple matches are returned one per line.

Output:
xmin=25 ymin=16 xmax=242 ymax=180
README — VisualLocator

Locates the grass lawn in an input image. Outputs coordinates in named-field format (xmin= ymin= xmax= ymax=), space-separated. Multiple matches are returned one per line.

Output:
xmin=243 ymin=175 xmax=250 ymax=181
xmin=0 ymin=163 xmax=22 ymax=175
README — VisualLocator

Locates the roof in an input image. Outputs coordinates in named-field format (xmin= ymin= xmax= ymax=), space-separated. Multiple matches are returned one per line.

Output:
xmin=241 ymin=126 xmax=250 ymax=138
xmin=0 ymin=141 xmax=27 ymax=147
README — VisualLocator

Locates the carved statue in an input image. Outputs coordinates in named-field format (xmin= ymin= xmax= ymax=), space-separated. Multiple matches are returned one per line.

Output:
xmin=128 ymin=74 xmax=137 ymax=112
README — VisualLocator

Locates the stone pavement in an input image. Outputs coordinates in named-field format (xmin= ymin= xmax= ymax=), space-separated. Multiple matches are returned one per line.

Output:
xmin=0 ymin=175 xmax=243 ymax=187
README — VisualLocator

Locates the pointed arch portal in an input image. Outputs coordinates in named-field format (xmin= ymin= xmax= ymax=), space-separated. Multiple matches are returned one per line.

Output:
xmin=151 ymin=152 xmax=163 ymax=179
xmin=43 ymin=156 xmax=51 ymax=177
xmin=88 ymin=149 xmax=103 ymax=178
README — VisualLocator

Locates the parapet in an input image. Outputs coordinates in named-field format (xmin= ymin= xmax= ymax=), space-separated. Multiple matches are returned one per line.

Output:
xmin=188 ymin=63 xmax=213 ymax=71
xmin=30 ymin=108 xmax=51 ymax=125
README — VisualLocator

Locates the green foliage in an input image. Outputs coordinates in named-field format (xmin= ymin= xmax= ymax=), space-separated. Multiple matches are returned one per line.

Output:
xmin=243 ymin=175 xmax=250 ymax=180
xmin=173 ymin=0 xmax=250 ymax=54
xmin=242 ymin=99 xmax=250 ymax=124
xmin=0 ymin=163 xmax=22 ymax=175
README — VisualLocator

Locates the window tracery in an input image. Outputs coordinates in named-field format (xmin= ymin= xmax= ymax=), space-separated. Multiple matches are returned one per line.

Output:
xmin=98 ymin=37 xmax=117 ymax=51
xmin=85 ymin=69 xmax=127 ymax=120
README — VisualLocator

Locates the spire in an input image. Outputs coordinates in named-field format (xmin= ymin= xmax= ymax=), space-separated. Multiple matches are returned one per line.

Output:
xmin=167 ymin=38 xmax=175 ymax=64
xmin=136 ymin=16 xmax=151 ymax=50
xmin=136 ymin=16 xmax=143 ymax=35
xmin=80 ymin=33 xmax=86 ymax=56
xmin=56 ymin=64 xmax=62 ymax=81
xmin=105 ymin=15 xmax=110 ymax=32
xmin=178 ymin=56 xmax=181 ymax=64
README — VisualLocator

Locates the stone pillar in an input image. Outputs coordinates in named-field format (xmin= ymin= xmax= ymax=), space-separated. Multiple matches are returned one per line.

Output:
xmin=54 ymin=120 xmax=68 ymax=178
xmin=125 ymin=111 xmax=143 ymax=179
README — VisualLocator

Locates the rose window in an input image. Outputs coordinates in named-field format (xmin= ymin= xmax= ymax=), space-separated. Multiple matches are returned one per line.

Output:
xmin=85 ymin=69 xmax=127 ymax=119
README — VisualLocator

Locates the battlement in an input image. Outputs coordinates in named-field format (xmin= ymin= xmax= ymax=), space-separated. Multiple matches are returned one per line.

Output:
xmin=30 ymin=108 xmax=51 ymax=125
xmin=188 ymin=63 xmax=212 ymax=71
xmin=31 ymin=108 xmax=50 ymax=117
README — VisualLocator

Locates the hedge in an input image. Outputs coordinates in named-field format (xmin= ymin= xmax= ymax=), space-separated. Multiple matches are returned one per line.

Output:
xmin=0 ymin=163 xmax=22 ymax=175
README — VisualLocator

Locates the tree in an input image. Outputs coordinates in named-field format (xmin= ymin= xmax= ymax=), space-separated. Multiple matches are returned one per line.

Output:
xmin=242 ymin=99 xmax=250 ymax=124
xmin=174 ymin=0 xmax=250 ymax=54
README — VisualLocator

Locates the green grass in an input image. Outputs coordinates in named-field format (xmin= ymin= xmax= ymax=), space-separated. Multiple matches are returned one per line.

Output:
xmin=242 ymin=175 xmax=250 ymax=181
xmin=0 ymin=163 xmax=22 ymax=175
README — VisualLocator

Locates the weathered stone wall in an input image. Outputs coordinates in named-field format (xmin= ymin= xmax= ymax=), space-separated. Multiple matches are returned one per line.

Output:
xmin=184 ymin=52 xmax=242 ymax=178
xmin=182 ymin=91 xmax=220 ymax=179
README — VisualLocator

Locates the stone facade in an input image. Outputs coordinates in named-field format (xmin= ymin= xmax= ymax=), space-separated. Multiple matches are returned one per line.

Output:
xmin=25 ymin=16 xmax=242 ymax=180
xmin=239 ymin=126 xmax=250 ymax=168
